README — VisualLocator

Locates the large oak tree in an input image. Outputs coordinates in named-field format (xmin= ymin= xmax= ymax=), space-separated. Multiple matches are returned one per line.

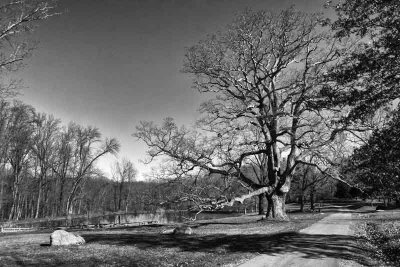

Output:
xmin=135 ymin=8 xmax=372 ymax=219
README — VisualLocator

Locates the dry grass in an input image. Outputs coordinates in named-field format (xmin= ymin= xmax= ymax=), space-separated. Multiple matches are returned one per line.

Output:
xmin=0 ymin=212 xmax=327 ymax=267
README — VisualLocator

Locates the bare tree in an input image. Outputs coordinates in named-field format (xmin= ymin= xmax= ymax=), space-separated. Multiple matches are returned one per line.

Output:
xmin=0 ymin=0 xmax=58 ymax=99
xmin=291 ymin=162 xmax=329 ymax=212
xmin=64 ymin=125 xmax=119 ymax=217
xmin=0 ymin=0 xmax=57 ymax=219
xmin=111 ymin=158 xmax=137 ymax=213
xmin=30 ymin=113 xmax=59 ymax=218
xmin=135 ymin=8 xmax=367 ymax=220
xmin=6 ymin=101 xmax=35 ymax=220
xmin=51 ymin=123 xmax=76 ymax=216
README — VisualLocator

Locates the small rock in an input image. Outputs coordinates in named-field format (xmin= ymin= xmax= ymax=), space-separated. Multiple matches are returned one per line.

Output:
xmin=50 ymin=230 xmax=85 ymax=246
xmin=173 ymin=226 xmax=193 ymax=235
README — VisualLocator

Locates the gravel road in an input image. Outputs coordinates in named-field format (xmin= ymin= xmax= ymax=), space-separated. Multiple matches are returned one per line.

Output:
xmin=237 ymin=213 xmax=365 ymax=267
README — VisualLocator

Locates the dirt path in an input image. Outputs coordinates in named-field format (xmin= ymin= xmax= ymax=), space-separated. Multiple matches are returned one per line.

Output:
xmin=237 ymin=213 xmax=365 ymax=267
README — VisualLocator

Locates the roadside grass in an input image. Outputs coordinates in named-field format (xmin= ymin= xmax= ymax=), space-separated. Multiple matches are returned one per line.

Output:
xmin=0 ymin=212 xmax=327 ymax=267
xmin=353 ymin=210 xmax=400 ymax=267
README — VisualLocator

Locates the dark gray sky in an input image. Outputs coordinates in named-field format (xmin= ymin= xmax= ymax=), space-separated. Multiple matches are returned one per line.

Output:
xmin=19 ymin=0 xmax=328 ymax=179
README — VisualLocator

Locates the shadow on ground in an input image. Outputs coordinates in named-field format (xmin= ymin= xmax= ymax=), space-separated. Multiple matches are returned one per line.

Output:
xmin=83 ymin=231 xmax=370 ymax=265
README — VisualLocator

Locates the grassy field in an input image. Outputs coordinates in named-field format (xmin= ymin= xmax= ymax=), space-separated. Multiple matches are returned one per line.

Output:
xmin=352 ymin=210 xmax=400 ymax=267
xmin=0 ymin=212 xmax=327 ymax=267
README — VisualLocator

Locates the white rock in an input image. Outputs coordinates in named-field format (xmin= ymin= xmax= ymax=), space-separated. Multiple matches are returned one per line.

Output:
xmin=50 ymin=230 xmax=85 ymax=246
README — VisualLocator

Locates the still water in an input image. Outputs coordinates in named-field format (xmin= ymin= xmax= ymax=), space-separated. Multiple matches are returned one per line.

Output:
xmin=10 ymin=209 xmax=242 ymax=228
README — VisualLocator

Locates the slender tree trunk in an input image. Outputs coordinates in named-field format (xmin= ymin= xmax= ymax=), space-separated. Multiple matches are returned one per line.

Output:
xmin=266 ymin=194 xmax=274 ymax=218
xmin=310 ymin=189 xmax=315 ymax=210
xmin=31 ymin=199 xmax=35 ymax=219
xmin=66 ymin=194 xmax=74 ymax=227
xmin=114 ymin=185 xmax=118 ymax=212
xmin=35 ymin=177 xmax=42 ymax=219
xmin=300 ymin=195 xmax=304 ymax=212
xmin=58 ymin=179 xmax=64 ymax=216
xmin=16 ymin=194 xmax=22 ymax=220
xmin=24 ymin=196 xmax=28 ymax=219
xmin=9 ymin=179 xmax=19 ymax=220
xmin=118 ymin=181 xmax=124 ymax=211
xmin=258 ymin=193 xmax=265 ymax=215
xmin=77 ymin=199 xmax=82 ymax=214
xmin=0 ymin=174 xmax=3 ymax=217
xmin=66 ymin=194 xmax=74 ymax=216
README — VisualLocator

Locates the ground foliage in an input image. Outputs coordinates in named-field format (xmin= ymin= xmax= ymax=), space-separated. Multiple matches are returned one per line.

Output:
xmin=354 ymin=211 xmax=400 ymax=267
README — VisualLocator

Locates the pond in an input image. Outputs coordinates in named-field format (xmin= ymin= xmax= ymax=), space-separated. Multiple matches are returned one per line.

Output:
xmin=8 ymin=209 xmax=244 ymax=228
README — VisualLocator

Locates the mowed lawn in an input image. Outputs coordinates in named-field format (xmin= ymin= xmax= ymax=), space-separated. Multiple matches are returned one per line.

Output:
xmin=0 ymin=213 xmax=327 ymax=267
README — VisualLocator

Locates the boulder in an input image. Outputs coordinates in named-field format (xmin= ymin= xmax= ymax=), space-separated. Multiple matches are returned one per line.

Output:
xmin=173 ymin=226 xmax=193 ymax=235
xmin=50 ymin=230 xmax=85 ymax=246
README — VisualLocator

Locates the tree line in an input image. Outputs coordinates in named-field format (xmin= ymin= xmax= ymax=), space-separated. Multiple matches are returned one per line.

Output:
xmin=0 ymin=99 xmax=190 ymax=221
xmin=0 ymin=99 xmax=120 ymax=220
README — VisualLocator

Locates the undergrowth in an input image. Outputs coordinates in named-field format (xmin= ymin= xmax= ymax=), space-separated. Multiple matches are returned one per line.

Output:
xmin=355 ymin=214 xmax=400 ymax=267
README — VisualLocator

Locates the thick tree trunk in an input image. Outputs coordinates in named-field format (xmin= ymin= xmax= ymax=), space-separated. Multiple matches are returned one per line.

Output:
xmin=272 ymin=193 xmax=288 ymax=220
xmin=265 ymin=176 xmax=290 ymax=220
xmin=265 ymin=192 xmax=288 ymax=220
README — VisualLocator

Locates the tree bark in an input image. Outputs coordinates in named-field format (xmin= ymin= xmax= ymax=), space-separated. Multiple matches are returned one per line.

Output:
xmin=272 ymin=193 xmax=288 ymax=220
xmin=265 ymin=178 xmax=290 ymax=220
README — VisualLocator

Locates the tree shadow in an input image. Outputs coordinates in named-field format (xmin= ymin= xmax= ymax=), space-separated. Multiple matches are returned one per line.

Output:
xmin=83 ymin=231 xmax=371 ymax=265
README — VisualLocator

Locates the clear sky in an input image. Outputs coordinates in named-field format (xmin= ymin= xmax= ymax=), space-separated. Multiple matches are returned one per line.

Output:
xmin=18 ymin=0 xmax=329 ymax=179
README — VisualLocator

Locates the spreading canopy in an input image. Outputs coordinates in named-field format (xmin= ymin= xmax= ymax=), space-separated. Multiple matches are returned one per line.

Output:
xmin=135 ymin=8 xmax=372 ymax=217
